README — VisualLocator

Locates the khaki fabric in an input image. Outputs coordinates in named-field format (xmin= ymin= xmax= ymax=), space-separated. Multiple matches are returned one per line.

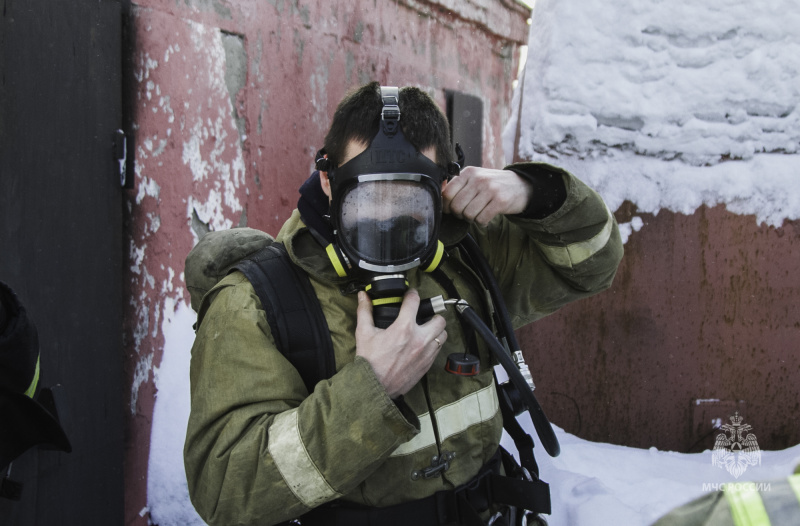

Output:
xmin=184 ymin=227 xmax=274 ymax=312
xmin=652 ymin=474 xmax=800 ymax=526
xmin=652 ymin=493 xmax=735 ymax=526
xmin=184 ymin=162 xmax=624 ymax=526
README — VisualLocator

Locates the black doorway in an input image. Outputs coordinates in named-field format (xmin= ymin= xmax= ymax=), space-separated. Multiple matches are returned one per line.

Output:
xmin=1 ymin=0 xmax=125 ymax=523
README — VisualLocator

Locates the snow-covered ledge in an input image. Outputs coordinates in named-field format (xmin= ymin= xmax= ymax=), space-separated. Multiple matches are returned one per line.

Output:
xmin=506 ymin=0 xmax=800 ymax=240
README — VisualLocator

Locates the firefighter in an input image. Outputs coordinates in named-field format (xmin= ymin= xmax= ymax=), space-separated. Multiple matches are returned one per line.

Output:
xmin=0 ymin=281 xmax=71 ymax=501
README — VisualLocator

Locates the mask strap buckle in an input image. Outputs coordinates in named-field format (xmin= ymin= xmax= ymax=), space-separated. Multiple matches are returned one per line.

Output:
xmin=447 ymin=143 xmax=466 ymax=178
xmin=380 ymin=86 xmax=401 ymax=137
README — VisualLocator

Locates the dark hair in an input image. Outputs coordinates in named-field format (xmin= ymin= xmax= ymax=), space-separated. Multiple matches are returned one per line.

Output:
xmin=323 ymin=81 xmax=454 ymax=169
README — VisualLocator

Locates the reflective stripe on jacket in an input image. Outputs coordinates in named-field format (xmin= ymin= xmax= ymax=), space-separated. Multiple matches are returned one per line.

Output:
xmin=725 ymin=474 xmax=800 ymax=526
xmin=183 ymin=162 xmax=623 ymax=526
xmin=652 ymin=473 xmax=800 ymax=526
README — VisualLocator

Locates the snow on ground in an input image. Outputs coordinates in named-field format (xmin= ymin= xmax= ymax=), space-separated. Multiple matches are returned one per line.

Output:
xmin=148 ymin=299 xmax=206 ymax=526
xmin=502 ymin=417 xmax=800 ymax=526
xmin=148 ymin=0 xmax=800 ymax=524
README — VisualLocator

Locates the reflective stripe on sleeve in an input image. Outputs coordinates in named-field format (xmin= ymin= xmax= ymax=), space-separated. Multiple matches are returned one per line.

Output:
xmin=390 ymin=383 xmax=499 ymax=457
xmin=725 ymin=482 xmax=772 ymax=526
xmin=390 ymin=411 xmax=436 ymax=457
xmin=268 ymin=408 xmax=343 ymax=508
xmin=24 ymin=355 xmax=40 ymax=398
xmin=533 ymin=206 xmax=614 ymax=268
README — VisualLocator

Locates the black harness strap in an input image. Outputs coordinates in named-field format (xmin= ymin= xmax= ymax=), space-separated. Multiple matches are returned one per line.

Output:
xmin=498 ymin=393 xmax=540 ymax=479
xmin=429 ymin=267 xmax=482 ymax=362
xmin=231 ymin=243 xmax=336 ymax=394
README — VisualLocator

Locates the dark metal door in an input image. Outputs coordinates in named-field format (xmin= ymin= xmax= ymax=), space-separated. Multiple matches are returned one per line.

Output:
xmin=0 ymin=0 xmax=124 ymax=523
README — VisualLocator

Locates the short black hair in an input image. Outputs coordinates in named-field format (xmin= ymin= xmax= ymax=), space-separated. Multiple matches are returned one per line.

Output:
xmin=323 ymin=81 xmax=454 ymax=170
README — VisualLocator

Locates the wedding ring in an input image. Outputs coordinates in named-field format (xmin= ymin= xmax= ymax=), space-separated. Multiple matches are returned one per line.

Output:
xmin=434 ymin=338 xmax=442 ymax=348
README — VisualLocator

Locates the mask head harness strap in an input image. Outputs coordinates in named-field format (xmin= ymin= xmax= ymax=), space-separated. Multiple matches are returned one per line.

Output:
xmin=380 ymin=87 xmax=401 ymax=137
xmin=314 ymin=148 xmax=331 ymax=172
xmin=448 ymin=143 xmax=465 ymax=178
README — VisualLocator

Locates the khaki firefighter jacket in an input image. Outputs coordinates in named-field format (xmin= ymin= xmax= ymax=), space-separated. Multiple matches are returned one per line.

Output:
xmin=184 ymin=162 xmax=624 ymax=526
xmin=651 ymin=470 xmax=800 ymax=526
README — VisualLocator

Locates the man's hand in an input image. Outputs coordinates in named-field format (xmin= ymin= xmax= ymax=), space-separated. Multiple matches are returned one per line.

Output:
xmin=355 ymin=289 xmax=447 ymax=399
xmin=442 ymin=167 xmax=533 ymax=226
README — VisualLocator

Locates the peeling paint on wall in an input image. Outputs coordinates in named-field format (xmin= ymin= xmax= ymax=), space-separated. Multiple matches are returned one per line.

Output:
xmin=221 ymin=31 xmax=248 ymax=143
xmin=126 ymin=11 xmax=250 ymax=402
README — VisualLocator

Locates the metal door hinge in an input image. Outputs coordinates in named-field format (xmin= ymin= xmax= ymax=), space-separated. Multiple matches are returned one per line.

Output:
xmin=113 ymin=129 xmax=130 ymax=188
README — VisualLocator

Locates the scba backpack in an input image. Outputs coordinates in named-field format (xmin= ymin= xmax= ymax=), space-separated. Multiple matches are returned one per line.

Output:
xmin=184 ymin=227 xmax=334 ymax=393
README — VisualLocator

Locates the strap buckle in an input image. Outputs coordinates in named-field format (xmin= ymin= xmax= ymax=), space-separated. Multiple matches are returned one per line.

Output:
xmin=411 ymin=451 xmax=455 ymax=480
xmin=380 ymin=86 xmax=401 ymax=136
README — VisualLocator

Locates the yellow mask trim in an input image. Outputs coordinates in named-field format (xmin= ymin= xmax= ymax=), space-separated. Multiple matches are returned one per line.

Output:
xmin=371 ymin=297 xmax=403 ymax=306
xmin=326 ymin=244 xmax=348 ymax=277
xmin=422 ymin=241 xmax=445 ymax=273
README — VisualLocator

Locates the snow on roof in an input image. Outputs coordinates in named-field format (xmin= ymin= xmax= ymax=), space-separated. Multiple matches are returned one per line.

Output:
xmin=507 ymin=0 xmax=800 ymax=237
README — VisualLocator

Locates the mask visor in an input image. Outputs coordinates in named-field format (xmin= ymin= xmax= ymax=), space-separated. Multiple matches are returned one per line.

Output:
xmin=338 ymin=177 xmax=438 ymax=270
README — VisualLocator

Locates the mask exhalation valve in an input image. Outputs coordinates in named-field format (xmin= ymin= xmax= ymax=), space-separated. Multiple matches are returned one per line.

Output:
xmin=365 ymin=274 xmax=409 ymax=329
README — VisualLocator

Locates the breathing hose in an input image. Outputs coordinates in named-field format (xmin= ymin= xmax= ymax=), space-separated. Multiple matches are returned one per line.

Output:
xmin=452 ymin=301 xmax=560 ymax=457
xmin=456 ymin=234 xmax=561 ymax=458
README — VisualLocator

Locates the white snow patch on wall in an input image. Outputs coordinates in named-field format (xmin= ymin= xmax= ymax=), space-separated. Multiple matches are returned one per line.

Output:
xmin=147 ymin=295 xmax=206 ymax=526
xmin=136 ymin=176 xmax=162 ymax=205
xmin=145 ymin=17 xmax=249 ymax=522
xmin=182 ymin=125 xmax=211 ymax=182
xmin=129 ymin=240 xmax=147 ymax=275
xmin=188 ymin=191 xmax=233 ymax=234
xmin=130 ymin=352 xmax=154 ymax=415
xmin=515 ymin=0 xmax=800 ymax=233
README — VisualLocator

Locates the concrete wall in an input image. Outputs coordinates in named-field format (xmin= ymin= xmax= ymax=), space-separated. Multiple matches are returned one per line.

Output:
xmin=122 ymin=1 xmax=529 ymax=524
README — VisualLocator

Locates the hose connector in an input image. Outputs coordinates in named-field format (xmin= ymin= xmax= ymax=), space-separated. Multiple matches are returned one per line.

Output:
xmin=512 ymin=350 xmax=536 ymax=392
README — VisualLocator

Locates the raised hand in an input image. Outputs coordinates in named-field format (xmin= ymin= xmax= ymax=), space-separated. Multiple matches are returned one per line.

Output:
xmin=442 ymin=167 xmax=533 ymax=226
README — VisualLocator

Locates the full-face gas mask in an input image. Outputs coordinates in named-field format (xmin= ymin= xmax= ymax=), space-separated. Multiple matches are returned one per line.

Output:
xmin=315 ymin=86 xmax=460 ymax=328
xmin=322 ymin=87 xmax=449 ymax=278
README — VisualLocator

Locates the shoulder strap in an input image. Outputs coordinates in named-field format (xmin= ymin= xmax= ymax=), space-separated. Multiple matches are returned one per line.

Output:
xmin=232 ymin=243 xmax=335 ymax=394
